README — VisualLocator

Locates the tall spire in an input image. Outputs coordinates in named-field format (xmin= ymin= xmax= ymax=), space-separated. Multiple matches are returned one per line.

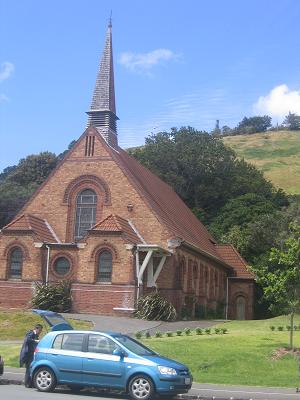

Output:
xmin=87 ymin=20 xmax=119 ymax=147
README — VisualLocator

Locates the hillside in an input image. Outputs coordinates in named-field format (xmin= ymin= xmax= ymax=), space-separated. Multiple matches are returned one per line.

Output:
xmin=223 ymin=131 xmax=300 ymax=195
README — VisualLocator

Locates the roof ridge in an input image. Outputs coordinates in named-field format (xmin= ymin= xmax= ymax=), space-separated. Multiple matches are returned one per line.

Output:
xmin=2 ymin=214 xmax=26 ymax=230
xmin=229 ymin=244 xmax=252 ymax=271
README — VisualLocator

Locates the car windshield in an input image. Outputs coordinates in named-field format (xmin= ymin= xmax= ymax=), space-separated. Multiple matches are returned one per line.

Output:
xmin=113 ymin=335 xmax=157 ymax=356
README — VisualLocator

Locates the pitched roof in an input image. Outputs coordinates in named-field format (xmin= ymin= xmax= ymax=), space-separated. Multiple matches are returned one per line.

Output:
xmin=109 ymin=143 xmax=220 ymax=259
xmin=215 ymin=244 xmax=254 ymax=279
xmin=2 ymin=214 xmax=59 ymax=243
xmin=90 ymin=214 xmax=142 ymax=244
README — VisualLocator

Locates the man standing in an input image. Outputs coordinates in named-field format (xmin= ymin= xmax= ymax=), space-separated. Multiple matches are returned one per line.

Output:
xmin=20 ymin=323 xmax=43 ymax=387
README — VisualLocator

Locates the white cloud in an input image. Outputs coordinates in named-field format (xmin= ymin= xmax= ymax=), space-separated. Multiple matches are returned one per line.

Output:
xmin=254 ymin=84 xmax=300 ymax=120
xmin=0 ymin=62 xmax=15 ymax=82
xmin=119 ymin=49 xmax=180 ymax=74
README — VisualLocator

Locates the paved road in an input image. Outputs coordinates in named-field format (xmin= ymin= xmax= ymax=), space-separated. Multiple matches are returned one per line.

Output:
xmin=2 ymin=369 xmax=300 ymax=400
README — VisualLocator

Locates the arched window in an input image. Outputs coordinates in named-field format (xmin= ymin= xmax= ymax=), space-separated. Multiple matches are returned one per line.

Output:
xmin=74 ymin=189 xmax=97 ymax=240
xmin=97 ymin=251 xmax=112 ymax=283
xmin=9 ymin=247 xmax=23 ymax=279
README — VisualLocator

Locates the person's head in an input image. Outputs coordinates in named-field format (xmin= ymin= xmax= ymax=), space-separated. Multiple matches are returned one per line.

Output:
xmin=35 ymin=324 xmax=43 ymax=334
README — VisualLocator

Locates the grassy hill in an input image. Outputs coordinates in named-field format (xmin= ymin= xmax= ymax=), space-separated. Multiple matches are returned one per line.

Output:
xmin=223 ymin=131 xmax=300 ymax=195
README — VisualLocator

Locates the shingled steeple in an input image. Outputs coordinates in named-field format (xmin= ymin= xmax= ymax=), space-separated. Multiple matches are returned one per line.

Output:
xmin=86 ymin=19 xmax=119 ymax=147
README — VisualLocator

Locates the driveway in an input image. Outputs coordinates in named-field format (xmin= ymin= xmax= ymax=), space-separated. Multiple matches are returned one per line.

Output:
xmin=65 ymin=313 xmax=220 ymax=334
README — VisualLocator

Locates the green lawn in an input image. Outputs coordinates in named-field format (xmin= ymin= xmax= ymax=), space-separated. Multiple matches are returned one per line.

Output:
xmin=140 ymin=315 xmax=300 ymax=387
xmin=0 ymin=310 xmax=92 ymax=340
xmin=223 ymin=131 xmax=300 ymax=194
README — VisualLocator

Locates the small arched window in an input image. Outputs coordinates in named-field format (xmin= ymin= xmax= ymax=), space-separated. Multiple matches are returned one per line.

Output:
xmin=9 ymin=247 xmax=23 ymax=279
xmin=97 ymin=251 xmax=112 ymax=283
xmin=74 ymin=189 xmax=97 ymax=240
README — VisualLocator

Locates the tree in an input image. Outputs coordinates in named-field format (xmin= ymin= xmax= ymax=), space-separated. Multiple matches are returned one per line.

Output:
xmin=221 ymin=125 xmax=233 ymax=136
xmin=0 ymin=152 xmax=58 ymax=228
xmin=283 ymin=112 xmax=300 ymax=130
xmin=252 ymin=225 xmax=300 ymax=349
xmin=235 ymin=115 xmax=272 ymax=134
xmin=129 ymin=127 xmax=283 ymax=224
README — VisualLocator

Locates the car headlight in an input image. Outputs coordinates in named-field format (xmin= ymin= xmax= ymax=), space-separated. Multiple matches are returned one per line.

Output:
xmin=158 ymin=366 xmax=177 ymax=375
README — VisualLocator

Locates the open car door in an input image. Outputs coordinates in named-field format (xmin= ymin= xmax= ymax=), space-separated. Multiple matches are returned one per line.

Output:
xmin=32 ymin=309 xmax=74 ymax=331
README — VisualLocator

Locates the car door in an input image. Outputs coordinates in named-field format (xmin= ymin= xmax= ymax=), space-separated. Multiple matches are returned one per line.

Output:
xmin=81 ymin=333 xmax=126 ymax=389
xmin=47 ymin=332 xmax=84 ymax=384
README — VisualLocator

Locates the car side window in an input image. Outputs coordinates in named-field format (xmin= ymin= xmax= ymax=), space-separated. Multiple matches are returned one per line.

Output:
xmin=52 ymin=334 xmax=63 ymax=349
xmin=60 ymin=333 xmax=84 ymax=352
xmin=88 ymin=334 xmax=118 ymax=355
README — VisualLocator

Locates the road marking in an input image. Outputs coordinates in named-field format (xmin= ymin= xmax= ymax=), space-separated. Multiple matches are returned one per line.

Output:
xmin=192 ymin=387 xmax=299 ymax=397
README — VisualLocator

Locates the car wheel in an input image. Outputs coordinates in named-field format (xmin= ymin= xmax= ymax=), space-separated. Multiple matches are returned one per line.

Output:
xmin=34 ymin=367 xmax=56 ymax=392
xmin=128 ymin=374 xmax=155 ymax=400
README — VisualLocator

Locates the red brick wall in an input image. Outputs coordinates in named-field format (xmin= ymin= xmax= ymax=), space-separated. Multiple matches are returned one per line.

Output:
xmin=228 ymin=279 xmax=254 ymax=320
xmin=0 ymin=281 xmax=33 ymax=309
xmin=71 ymin=283 xmax=135 ymax=315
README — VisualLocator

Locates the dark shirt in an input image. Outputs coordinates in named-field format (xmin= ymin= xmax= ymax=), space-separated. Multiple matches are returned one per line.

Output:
xmin=19 ymin=330 xmax=39 ymax=367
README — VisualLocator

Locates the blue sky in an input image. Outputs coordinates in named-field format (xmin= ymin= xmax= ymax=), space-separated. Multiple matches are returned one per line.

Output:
xmin=1 ymin=0 xmax=300 ymax=172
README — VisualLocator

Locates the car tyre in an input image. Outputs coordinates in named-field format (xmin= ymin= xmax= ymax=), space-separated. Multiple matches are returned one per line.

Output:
xmin=34 ymin=367 xmax=56 ymax=392
xmin=128 ymin=374 xmax=155 ymax=400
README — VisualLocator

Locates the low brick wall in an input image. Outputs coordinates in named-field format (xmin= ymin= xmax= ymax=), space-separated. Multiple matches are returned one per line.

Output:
xmin=0 ymin=280 xmax=33 ymax=309
xmin=71 ymin=283 xmax=136 ymax=315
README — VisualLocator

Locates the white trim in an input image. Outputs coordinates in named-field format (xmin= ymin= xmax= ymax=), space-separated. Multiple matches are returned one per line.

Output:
xmin=71 ymin=288 xmax=134 ymax=293
xmin=137 ymin=250 xmax=153 ymax=284
xmin=44 ymin=220 xmax=61 ymax=243
xmin=153 ymin=255 xmax=167 ymax=285
xmin=128 ymin=220 xmax=146 ymax=244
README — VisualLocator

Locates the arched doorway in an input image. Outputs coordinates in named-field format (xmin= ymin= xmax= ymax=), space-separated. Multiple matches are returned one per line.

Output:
xmin=236 ymin=296 xmax=246 ymax=320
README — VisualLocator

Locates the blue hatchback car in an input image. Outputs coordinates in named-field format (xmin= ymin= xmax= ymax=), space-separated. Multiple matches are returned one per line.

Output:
xmin=30 ymin=310 xmax=192 ymax=399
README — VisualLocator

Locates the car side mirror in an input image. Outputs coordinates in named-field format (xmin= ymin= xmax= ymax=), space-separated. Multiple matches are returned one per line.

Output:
xmin=113 ymin=348 xmax=126 ymax=358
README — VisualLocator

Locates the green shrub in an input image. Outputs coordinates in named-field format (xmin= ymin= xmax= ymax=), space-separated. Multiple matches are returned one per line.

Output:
xmin=135 ymin=291 xmax=177 ymax=321
xmin=294 ymin=326 xmax=298 ymax=331
xmin=176 ymin=330 xmax=182 ymax=336
xmin=221 ymin=328 xmax=228 ymax=334
xmin=195 ymin=327 xmax=203 ymax=335
xmin=135 ymin=331 xmax=142 ymax=339
xmin=214 ymin=328 xmax=221 ymax=334
xmin=278 ymin=326 xmax=284 ymax=331
xmin=286 ymin=326 xmax=291 ymax=331
xmin=145 ymin=331 xmax=151 ymax=338
xmin=31 ymin=280 xmax=71 ymax=312
xmin=184 ymin=328 xmax=191 ymax=335
xmin=205 ymin=328 xmax=211 ymax=335
xmin=166 ymin=331 xmax=173 ymax=337
xmin=155 ymin=331 xmax=162 ymax=338
xmin=270 ymin=326 xmax=276 ymax=331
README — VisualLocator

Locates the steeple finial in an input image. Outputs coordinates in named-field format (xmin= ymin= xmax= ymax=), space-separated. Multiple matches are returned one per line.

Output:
xmin=86 ymin=20 xmax=119 ymax=147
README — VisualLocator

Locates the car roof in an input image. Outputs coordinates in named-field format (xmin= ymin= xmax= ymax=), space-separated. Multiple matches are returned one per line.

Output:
xmin=44 ymin=330 xmax=123 ymax=336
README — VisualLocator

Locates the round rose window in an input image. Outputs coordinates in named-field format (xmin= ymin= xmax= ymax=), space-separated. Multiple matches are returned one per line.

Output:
xmin=54 ymin=257 xmax=71 ymax=276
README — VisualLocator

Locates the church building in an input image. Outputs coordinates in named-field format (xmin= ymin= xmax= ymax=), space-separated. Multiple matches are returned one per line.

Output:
xmin=0 ymin=22 xmax=254 ymax=319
